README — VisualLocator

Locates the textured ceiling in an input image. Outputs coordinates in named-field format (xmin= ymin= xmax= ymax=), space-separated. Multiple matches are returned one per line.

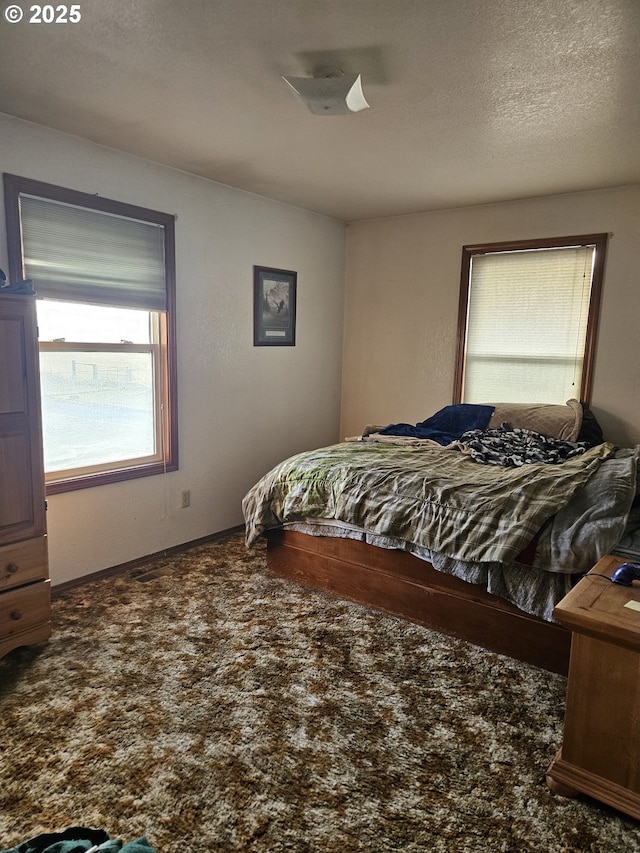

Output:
xmin=1 ymin=0 xmax=638 ymax=221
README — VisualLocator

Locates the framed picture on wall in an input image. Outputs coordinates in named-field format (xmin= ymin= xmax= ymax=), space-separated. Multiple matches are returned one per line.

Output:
xmin=253 ymin=265 xmax=297 ymax=346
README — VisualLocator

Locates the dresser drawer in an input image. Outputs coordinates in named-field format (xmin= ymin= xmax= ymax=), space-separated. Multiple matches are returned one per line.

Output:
xmin=0 ymin=537 xmax=48 ymax=592
xmin=0 ymin=580 xmax=51 ymax=643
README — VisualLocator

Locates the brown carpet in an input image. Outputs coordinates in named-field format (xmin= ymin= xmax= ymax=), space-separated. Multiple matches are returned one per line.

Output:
xmin=1 ymin=533 xmax=638 ymax=852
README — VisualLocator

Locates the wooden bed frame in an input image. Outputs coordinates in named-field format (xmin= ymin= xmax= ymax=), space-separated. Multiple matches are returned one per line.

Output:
xmin=266 ymin=529 xmax=571 ymax=676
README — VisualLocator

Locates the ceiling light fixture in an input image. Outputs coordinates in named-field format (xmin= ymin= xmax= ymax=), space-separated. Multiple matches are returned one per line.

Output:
xmin=282 ymin=68 xmax=369 ymax=115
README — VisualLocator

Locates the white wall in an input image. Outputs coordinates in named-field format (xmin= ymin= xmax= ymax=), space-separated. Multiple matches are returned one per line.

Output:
xmin=341 ymin=186 xmax=640 ymax=447
xmin=0 ymin=114 xmax=346 ymax=585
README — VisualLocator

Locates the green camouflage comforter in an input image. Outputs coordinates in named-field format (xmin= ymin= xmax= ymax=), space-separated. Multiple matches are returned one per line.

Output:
xmin=243 ymin=441 xmax=615 ymax=564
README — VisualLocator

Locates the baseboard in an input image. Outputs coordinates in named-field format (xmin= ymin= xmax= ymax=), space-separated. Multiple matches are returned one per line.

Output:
xmin=51 ymin=524 xmax=245 ymax=596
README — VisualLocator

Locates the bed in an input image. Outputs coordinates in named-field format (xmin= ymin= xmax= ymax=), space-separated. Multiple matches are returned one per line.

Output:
xmin=243 ymin=400 xmax=639 ymax=675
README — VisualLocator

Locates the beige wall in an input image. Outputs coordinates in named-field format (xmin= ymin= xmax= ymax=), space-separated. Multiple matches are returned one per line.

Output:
xmin=341 ymin=186 xmax=640 ymax=447
xmin=0 ymin=114 xmax=346 ymax=585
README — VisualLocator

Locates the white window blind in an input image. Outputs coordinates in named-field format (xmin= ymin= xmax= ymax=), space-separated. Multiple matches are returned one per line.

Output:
xmin=19 ymin=194 xmax=167 ymax=311
xmin=463 ymin=245 xmax=595 ymax=404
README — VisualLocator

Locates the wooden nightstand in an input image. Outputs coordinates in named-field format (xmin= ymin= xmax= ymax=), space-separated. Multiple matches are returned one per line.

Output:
xmin=546 ymin=555 xmax=640 ymax=819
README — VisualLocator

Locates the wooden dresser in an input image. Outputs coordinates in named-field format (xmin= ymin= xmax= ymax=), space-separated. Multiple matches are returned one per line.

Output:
xmin=0 ymin=293 xmax=50 ymax=658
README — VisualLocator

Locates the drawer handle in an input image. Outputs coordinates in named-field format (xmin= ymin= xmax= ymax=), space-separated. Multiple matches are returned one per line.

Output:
xmin=6 ymin=562 xmax=20 ymax=575
xmin=10 ymin=610 xmax=23 ymax=621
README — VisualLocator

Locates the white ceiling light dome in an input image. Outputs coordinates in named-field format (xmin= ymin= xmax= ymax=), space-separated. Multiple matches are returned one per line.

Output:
xmin=282 ymin=69 xmax=369 ymax=115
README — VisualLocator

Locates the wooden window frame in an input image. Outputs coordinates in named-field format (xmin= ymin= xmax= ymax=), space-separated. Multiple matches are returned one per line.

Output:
xmin=453 ymin=233 xmax=607 ymax=406
xmin=3 ymin=173 xmax=179 ymax=494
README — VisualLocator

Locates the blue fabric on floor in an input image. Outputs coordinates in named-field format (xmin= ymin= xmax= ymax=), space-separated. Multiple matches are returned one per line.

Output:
xmin=0 ymin=829 xmax=156 ymax=853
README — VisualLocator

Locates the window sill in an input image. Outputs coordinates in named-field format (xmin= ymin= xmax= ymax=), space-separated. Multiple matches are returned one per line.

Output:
xmin=45 ymin=457 xmax=179 ymax=495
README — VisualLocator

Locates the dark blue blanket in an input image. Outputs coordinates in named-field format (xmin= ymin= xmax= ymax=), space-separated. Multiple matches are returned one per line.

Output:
xmin=378 ymin=404 xmax=495 ymax=445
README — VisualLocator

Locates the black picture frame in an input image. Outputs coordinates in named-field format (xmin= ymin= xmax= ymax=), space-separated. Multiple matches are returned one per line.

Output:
xmin=253 ymin=265 xmax=297 ymax=346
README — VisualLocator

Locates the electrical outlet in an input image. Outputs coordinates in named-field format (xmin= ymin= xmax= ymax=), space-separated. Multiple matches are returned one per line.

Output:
xmin=181 ymin=489 xmax=191 ymax=508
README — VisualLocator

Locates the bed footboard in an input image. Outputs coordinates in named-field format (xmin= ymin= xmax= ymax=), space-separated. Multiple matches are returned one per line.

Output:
xmin=266 ymin=529 xmax=571 ymax=676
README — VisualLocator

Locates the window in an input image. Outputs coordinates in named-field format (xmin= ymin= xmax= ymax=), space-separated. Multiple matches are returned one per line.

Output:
xmin=453 ymin=234 xmax=607 ymax=406
xmin=3 ymin=174 xmax=178 ymax=493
